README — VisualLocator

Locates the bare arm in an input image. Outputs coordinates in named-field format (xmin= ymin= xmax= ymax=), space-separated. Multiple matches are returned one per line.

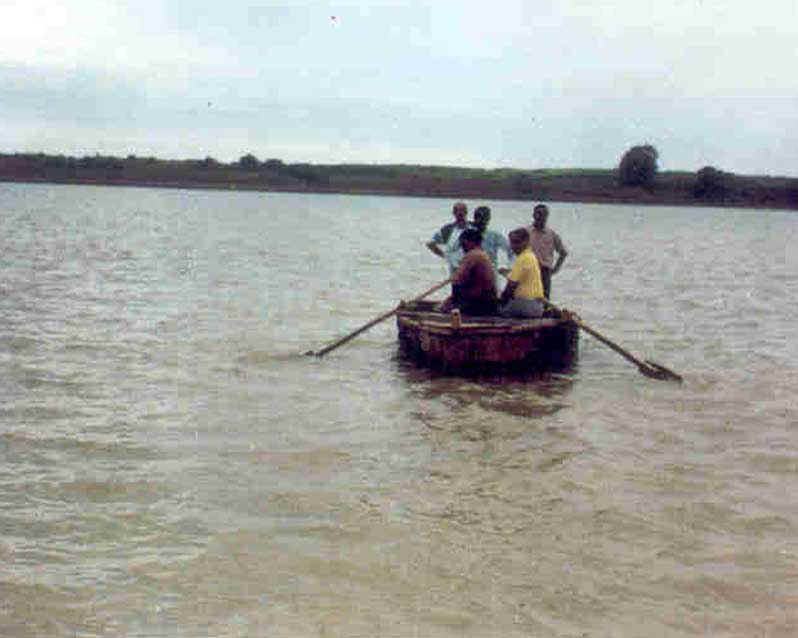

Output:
xmin=499 ymin=280 xmax=518 ymax=306
xmin=551 ymin=234 xmax=568 ymax=274
xmin=426 ymin=240 xmax=444 ymax=258
xmin=552 ymin=249 xmax=567 ymax=274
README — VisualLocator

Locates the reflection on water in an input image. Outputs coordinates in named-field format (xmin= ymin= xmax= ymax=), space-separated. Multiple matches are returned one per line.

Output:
xmin=394 ymin=348 xmax=578 ymax=428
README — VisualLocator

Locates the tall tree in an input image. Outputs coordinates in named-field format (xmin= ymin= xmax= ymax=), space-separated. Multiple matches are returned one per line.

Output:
xmin=238 ymin=153 xmax=260 ymax=170
xmin=618 ymin=144 xmax=659 ymax=188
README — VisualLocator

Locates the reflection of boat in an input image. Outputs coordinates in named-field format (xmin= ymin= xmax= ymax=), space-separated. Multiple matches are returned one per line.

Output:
xmin=396 ymin=300 xmax=579 ymax=372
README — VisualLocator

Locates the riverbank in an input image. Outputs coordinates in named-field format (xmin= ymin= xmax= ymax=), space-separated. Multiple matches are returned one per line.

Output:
xmin=2 ymin=152 xmax=797 ymax=209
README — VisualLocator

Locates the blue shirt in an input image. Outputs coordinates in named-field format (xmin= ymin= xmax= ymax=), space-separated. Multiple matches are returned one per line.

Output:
xmin=431 ymin=224 xmax=467 ymax=274
xmin=479 ymin=228 xmax=513 ymax=269
xmin=470 ymin=226 xmax=513 ymax=289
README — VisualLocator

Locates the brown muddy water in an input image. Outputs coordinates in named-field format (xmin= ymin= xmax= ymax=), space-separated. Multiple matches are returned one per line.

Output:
xmin=1 ymin=183 xmax=797 ymax=637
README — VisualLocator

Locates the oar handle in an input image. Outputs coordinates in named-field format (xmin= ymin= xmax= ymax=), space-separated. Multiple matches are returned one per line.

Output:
xmin=571 ymin=319 xmax=648 ymax=369
xmin=313 ymin=307 xmax=400 ymax=357
xmin=312 ymin=278 xmax=451 ymax=358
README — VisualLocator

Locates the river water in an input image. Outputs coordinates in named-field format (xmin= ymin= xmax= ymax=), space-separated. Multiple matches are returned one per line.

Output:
xmin=1 ymin=182 xmax=797 ymax=637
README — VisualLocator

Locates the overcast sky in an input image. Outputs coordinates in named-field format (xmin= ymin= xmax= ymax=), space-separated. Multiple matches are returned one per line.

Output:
xmin=2 ymin=0 xmax=797 ymax=175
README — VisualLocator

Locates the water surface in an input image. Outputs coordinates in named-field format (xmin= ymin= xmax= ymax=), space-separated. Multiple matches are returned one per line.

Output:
xmin=1 ymin=183 xmax=797 ymax=636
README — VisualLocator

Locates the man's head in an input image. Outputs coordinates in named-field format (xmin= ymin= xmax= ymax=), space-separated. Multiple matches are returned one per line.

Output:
xmin=532 ymin=203 xmax=549 ymax=230
xmin=459 ymin=227 xmax=483 ymax=251
xmin=473 ymin=206 xmax=491 ymax=231
xmin=452 ymin=201 xmax=468 ymax=226
xmin=508 ymin=227 xmax=530 ymax=256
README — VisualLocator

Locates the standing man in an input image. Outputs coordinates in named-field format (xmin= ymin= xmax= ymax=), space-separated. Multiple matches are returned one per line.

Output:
xmin=471 ymin=206 xmax=513 ymax=287
xmin=527 ymin=203 xmax=568 ymax=300
xmin=426 ymin=201 xmax=469 ymax=276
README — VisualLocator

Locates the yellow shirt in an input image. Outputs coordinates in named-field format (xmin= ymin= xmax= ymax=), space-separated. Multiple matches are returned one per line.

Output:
xmin=507 ymin=248 xmax=544 ymax=299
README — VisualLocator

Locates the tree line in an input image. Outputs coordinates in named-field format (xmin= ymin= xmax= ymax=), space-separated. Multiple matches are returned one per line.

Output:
xmin=1 ymin=147 xmax=796 ymax=209
xmin=616 ymin=144 xmax=798 ymax=207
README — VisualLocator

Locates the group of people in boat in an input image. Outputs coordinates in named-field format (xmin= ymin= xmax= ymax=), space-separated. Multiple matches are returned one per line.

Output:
xmin=425 ymin=201 xmax=568 ymax=318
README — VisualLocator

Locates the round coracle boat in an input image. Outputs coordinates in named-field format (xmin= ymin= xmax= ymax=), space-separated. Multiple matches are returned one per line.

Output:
xmin=396 ymin=299 xmax=579 ymax=372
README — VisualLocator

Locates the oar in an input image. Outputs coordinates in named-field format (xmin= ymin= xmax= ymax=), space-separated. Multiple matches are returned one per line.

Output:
xmin=306 ymin=278 xmax=451 ymax=358
xmin=546 ymin=301 xmax=683 ymax=382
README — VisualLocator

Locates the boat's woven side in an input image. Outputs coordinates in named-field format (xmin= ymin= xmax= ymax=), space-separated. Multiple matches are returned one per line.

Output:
xmin=396 ymin=306 xmax=578 ymax=370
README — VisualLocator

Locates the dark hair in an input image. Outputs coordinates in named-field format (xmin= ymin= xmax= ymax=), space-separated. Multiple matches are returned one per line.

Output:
xmin=533 ymin=203 xmax=549 ymax=215
xmin=509 ymin=227 xmax=529 ymax=243
xmin=459 ymin=227 xmax=483 ymax=246
xmin=474 ymin=206 xmax=491 ymax=220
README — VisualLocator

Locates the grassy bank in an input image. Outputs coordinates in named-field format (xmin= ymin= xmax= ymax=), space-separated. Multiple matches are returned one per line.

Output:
xmin=2 ymin=152 xmax=797 ymax=209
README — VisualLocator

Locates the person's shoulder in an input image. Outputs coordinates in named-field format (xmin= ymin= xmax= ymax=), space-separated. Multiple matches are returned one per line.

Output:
xmin=461 ymin=248 xmax=483 ymax=262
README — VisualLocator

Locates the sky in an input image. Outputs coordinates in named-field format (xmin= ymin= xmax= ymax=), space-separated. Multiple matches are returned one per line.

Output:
xmin=2 ymin=0 xmax=797 ymax=176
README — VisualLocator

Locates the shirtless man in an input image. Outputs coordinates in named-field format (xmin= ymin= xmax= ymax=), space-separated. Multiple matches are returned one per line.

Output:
xmin=438 ymin=227 xmax=498 ymax=316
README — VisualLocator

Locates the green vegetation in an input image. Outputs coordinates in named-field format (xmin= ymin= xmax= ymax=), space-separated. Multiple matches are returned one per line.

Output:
xmin=618 ymin=144 xmax=659 ymax=189
xmin=1 ymin=148 xmax=796 ymax=209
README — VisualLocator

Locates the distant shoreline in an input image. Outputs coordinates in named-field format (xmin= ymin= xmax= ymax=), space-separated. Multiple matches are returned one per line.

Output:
xmin=2 ymin=152 xmax=796 ymax=210
xmin=4 ymin=176 xmax=797 ymax=211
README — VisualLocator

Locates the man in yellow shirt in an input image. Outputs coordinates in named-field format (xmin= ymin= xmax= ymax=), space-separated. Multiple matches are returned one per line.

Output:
xmin=498 ymin=228 xmax=545 ymax=318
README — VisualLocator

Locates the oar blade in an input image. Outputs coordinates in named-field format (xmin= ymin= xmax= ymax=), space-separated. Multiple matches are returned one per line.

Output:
xmin=641 ymin=359 xmax=683 ymax=383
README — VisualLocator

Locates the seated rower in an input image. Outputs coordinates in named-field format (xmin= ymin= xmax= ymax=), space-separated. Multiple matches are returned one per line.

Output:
xmin=438 ymin=228 xmax=498 ymax=316
xmin=498 ymin=227 xmax=545 ymax=318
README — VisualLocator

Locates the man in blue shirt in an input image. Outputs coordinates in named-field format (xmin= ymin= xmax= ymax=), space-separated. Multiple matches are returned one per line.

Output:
xmin=426 ymin=201 xmax=469 ymax=276
xmin=472 ymin=206 xmax=513 ymax=288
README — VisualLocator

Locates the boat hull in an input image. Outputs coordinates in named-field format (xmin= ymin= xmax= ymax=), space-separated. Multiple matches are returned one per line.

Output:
xmin=396 ymin=300 xmax=579 ymax=372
